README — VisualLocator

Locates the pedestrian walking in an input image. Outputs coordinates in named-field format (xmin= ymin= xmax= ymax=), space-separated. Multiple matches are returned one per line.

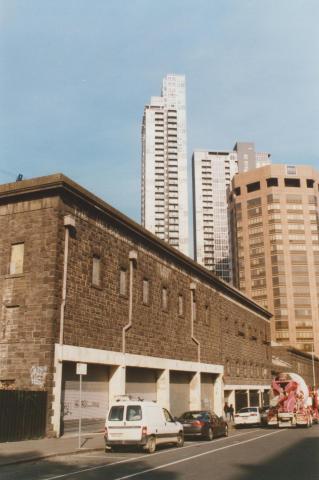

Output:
xmin=224 ymin=402 xmax=229 ymax=420
xmin=229 ymin=404 xmax=234 ymax=422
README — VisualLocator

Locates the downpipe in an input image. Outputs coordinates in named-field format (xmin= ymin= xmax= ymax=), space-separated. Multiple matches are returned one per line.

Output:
xmin=190 ymin=282 xmax=200 ymax=362
xmin=122 ymin=250 xmax=138 ymax=356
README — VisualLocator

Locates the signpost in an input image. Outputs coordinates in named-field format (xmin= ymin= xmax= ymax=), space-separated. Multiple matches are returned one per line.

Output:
xmin=76 ymin=363 xmax=87 ymax=449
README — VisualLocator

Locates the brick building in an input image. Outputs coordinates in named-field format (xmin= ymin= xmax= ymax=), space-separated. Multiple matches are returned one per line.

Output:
xmin=0 ymin=174 xmax=271 ymax=436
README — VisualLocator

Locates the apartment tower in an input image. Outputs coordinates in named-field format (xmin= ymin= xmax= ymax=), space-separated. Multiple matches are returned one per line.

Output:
xmin=229 ymin=164 xmax=319 ymax=356
xmin=192 ymin=143 xmax=270 ymax=282
xmin=141 ymin=74 xmax=189 ymax=255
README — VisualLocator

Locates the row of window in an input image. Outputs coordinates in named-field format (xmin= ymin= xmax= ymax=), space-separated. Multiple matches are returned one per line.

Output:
xmin=225 ymin=359 xmax=269 ymax=379
xmin=234 ymin=177 xmax=318 ymax=196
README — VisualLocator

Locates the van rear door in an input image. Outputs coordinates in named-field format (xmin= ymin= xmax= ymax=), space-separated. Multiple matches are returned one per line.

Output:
xmin=123 ymin=404 xmax=143 ymax=441
xmin=107 ymin=404 xmax=143 ymax=442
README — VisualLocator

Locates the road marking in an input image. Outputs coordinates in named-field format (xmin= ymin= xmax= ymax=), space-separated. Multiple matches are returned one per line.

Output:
xmin=41 ymin=429 xmax=262 ymax=480
xmin=113 ymin=430 xmax=286 ymax=480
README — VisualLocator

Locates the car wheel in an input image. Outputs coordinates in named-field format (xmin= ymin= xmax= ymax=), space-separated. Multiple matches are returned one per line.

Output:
xmin=224 ymin=425 xmax=229 ymax=437
xmin=176 ymin=432 xmax=184 ymax=448
xmin=206 ymin=427 xmax=214 ymax=441
xmin=145 ymin=435 xmax=156 ymax=454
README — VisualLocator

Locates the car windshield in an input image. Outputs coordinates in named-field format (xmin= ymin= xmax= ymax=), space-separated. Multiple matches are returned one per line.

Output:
xmin=239 ymin=407 xmax=258 ymax=413
xmin=108 ymin=406 xmax=124 ymax=421
xmin=180 ymin=411 xmax=209 ymax=420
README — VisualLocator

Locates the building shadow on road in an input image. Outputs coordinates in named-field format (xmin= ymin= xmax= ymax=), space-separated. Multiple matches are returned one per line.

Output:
xmin=0 ymin=446 xmax=182 ymax=480
xmin=233 ymin=436 xmax=319 ymax=480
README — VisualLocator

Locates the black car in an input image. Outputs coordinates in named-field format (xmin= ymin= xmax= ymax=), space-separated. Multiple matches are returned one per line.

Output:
xmin=178 ymin=410 xmax=228 ymax=440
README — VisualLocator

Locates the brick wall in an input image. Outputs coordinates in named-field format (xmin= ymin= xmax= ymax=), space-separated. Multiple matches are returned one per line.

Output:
xmin=0 ymin=175 xmax=272 ymax=435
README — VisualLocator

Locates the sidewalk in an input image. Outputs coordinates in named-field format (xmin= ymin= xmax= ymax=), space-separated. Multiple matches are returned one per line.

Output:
xmin=0 ymin=433 xmax=105 ymax=468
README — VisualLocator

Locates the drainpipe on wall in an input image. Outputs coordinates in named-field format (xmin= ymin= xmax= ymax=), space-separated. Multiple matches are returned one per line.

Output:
xmin=59 ymin=215 xmax=76 ymax=346
xmin=190 ymin=282 xmax=200 ymax=362
xmin=53 ymin=214 xmax=75 ymax=437
xmin=122 ymin=250 xmax=138 ymax=357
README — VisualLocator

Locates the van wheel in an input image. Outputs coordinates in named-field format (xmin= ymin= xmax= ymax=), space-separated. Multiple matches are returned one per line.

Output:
xmin=176 ymin=432 xmax=184 ymax=447
xmin=145 ymin=436 xmax=156 ymax=454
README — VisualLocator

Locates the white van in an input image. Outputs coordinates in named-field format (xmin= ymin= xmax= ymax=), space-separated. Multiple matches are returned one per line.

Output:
xmin=105 ymin=398 xmax=184 ymax=453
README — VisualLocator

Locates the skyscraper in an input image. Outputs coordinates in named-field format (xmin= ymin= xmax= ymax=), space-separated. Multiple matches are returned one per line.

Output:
xmin=141 ymin=74 xmax=189 ymax=255
xmin=192 ymin=143 xmax=271 ymax=282
xmin=229 ymin=164 xmax=319 ymax=356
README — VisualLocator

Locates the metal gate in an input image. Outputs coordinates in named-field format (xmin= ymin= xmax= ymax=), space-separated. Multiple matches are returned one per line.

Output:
xmin=170 ymin=371 xmax=190 ymax=417
xmin=0 ymin=390 xmax=47 ymax=442
xmin=61 ymin=362 xmax=109 ymax=434
xmin=201 ymin=373 xmax=215 ymax=411
xmin=126 ymin=367 xmax=157 ymax=401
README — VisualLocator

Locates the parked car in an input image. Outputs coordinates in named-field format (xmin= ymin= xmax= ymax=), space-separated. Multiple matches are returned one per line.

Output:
xmin=105 ymin=398 xmax=184 ymax=453
xmin=234 ymin=406 xmax=262 ymax=427
xmin=178 ymin=410 xmax=228 ymax=440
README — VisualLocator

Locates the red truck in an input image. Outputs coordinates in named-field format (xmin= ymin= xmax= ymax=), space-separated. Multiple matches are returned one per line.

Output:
xmin=267 ymin=372 xmax=314 ymax=428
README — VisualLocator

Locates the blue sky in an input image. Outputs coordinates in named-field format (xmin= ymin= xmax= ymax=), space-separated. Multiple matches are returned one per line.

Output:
xmin=0 ymin=0 xmax=318 ymax=221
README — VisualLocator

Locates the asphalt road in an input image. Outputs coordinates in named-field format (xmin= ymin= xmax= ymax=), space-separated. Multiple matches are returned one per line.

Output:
xmin=1 ymin=426 xmax=318 ymax=480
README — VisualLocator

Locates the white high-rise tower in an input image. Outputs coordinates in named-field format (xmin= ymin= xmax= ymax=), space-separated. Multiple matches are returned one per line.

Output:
xmin=141 ymin=74 xmax=189 ymax=255
xmin=192 ymin=142 xmax=271 ymax=282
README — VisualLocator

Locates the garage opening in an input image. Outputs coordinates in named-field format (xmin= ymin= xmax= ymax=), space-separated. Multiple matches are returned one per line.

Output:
xmin=201 ymin=373 xmax=215 ymax=411
xmin=235 ymin=390 xmax=248 ymax=412
xmin=126 ymin=367 xmax=157 ymax=401
xmin=170 ymin=371 xmax=191 ymax=417
xmin=61 ymin=362 xmax=109 ymax=435
xmin=249 ymin=390 xmax=259 ymax=407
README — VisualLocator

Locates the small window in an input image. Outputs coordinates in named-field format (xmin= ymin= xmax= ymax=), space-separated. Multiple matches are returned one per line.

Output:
xmin=143 ymin=279 xmax=149 ymax=305
xmin=9 ymin=243 xmax=24 ymax=274
xmin=234 ymin=187 xmax=241 ymax=196
xmin=205 ymin=305 xmax=209 ymax=325
xmin=266 ymin=177 xmax=278 ymax=187
xmin=247 ymin=181 xmax=260 ymax=193
xmin=108 ymin=406 xmax=124 ymax=421
xmin=284 ymin=178 xmax=300 ymax=188
xmin=162 ymin=287 xmax=168 ymax=311
xmin=126 ymin=405 xmax=142 ymax=421
xmin=120 ymin=269 xmax=127 ymax=296
xmin=92 ymin=256 xmax=101 ymax=287
xmin=306 ymin=179 xmax=314 ymax=188
xmin=178 ymin=294 xmax=184 ymax=316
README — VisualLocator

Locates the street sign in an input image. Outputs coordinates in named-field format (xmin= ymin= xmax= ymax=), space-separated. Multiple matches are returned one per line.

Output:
xmin=76 ymin=363 xmax=87 ymax=375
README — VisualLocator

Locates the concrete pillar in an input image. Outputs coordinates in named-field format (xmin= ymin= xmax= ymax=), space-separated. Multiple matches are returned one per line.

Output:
xmin=51 ymin=345 xmax=63 ymax=437
xmin=109 ymin=365 xmax=126 ymax=402
xmin=213 ymin=374 xmax=223 ymax=416
xmin=157 ymin=369 xmax=170 ymax=410
xmin=190 ymin=372 xmax=201 ymax=410
xmin=259 ymin=390 xmax=263 ymax=407
xmin=228 ymin=390 xmax=235 ymax=408
xmin=247 ymin=390 xmax=250 ymax=407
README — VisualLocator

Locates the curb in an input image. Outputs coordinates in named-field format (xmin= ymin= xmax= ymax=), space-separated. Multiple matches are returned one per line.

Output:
xmin=0 ymin=446 xmax=105 ymax=469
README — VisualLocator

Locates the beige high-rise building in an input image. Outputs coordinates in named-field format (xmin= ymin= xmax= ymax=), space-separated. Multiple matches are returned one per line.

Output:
xmin=229 ymin=164 xmax=319 ymax=356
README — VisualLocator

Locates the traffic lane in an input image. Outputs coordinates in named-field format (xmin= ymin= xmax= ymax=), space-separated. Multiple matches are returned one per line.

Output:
xmin=128 ymin=425 xmax=318 ymax=480
xmin=0 ymin=428 xmax=261 ymax=480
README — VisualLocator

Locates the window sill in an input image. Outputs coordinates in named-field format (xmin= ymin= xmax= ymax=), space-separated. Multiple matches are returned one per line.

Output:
xmin=5 ymin=274 xmax=24 ymax=279
xmin=91 ymin=283 xmax=103 ymax=291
